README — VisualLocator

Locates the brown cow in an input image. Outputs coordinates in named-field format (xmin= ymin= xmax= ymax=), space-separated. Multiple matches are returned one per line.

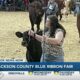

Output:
xmin=77 ymin=14 xmax=80 ymax=43
xmin=28 ymin=1 xmax=44 ymax=31
xmin=74 ymin=1 xmax=80 ymax=43
xmin=56 ymin=0 xmax=65 ymax=20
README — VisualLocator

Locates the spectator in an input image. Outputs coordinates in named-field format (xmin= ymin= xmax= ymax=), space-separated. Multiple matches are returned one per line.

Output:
xmin=45 ymin=0 xmax=58 ymax=22
xmin=23 ymin=0 xmax=29 ymax=10
xmin=0 ymin=0 xmax=4 ymax=10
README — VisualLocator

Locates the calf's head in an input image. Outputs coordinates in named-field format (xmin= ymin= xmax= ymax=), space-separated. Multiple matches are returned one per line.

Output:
xmin=15 ymin=31 xmax=29 ymax=47
xmin=15 ymin=30 xmax=43 ymax=47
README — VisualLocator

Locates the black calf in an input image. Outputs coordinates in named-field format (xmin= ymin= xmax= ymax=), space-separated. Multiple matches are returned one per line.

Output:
xmin=15 ymin=30 xmax=42 ymax=62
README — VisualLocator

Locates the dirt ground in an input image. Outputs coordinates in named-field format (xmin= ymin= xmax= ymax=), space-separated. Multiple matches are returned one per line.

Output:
xmin=0 ymin=11 xmax=80 ymax=62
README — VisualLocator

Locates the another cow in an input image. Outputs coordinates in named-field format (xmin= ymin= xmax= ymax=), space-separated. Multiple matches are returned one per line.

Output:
xmin=56 ymin=0 xmax=65 ymax=20
xmin=28 ymin=1 xmax=44 ymax=31
xmin=77 ymin=14 xmax=80 ymax=43
xmin=74 ymin=1 xmax=80 ymax=43
xmin=15 ymin=30 xmax=42 ymax=62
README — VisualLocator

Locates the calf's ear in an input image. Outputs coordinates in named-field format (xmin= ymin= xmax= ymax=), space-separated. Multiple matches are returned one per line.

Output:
xmin=15 ymin=32 xmax=23 ymax=38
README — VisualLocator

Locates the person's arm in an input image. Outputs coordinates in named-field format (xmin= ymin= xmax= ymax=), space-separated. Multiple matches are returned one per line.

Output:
xmin=36 ymin=30 xmax=64 ymax=45
xmin=35 ymin=34 xmax=44 ymax=42
xmin=28 ymin=30 xmax=43 ymax=42
xmin=28 ymin=30 xmax=64 ymax=45
xmin=52 ymin=2 xmax=59 ymax=13
xmin=46 ymin=31 xmax=64 ymax=45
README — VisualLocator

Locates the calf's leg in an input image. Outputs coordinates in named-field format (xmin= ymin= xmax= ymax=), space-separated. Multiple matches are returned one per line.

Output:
xmin=37 ymin=23 xmax=40 ymax=31
xmin=29 ymin=16 xmax=34 ymax=31
xmin=31 ymin=23 xmax=34 ymax=31
xmin=26 ymin=51 xmax=33 ymax=62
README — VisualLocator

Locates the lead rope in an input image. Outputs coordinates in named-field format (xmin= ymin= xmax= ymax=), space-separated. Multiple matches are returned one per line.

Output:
xmin=42 ymin=5 xmax=47 ymax=62
xmin=42 ymin=10 xmax=46 ymax=62
xmin=42 ymin=31 xmax=45 ymax=62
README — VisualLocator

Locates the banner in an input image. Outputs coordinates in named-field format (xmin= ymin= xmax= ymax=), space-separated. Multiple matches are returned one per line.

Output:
xmin=0 ymin=62 xmax=80 ymax=71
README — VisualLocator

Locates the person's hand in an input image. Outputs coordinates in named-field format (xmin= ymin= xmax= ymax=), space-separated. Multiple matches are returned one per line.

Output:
xmin=42 ymin=35 xmax=48 ymax=42
xmin=28 ymin=30 xmax=35 ymax=37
